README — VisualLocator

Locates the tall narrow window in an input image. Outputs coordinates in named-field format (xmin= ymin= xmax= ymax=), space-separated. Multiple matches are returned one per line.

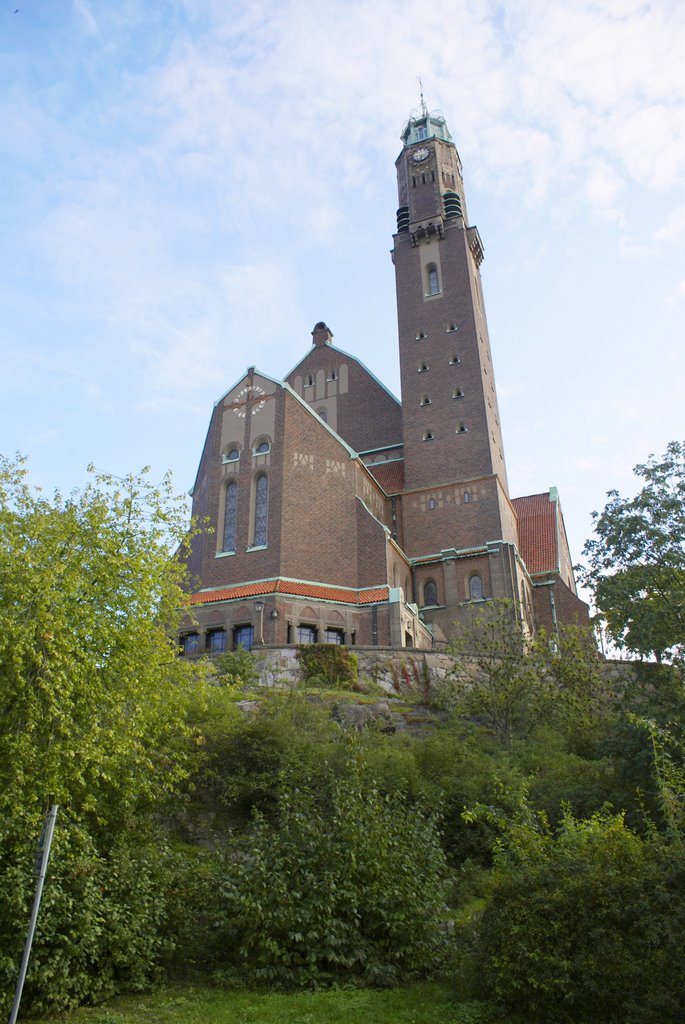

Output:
xmin=223 ymin=480 xmax=237 ymax=552
xmin=206 ymin=628 xmax=226 ymax=653
xmin=234 ymin=625 xmax=254 ymax=651
xmin=423 ymin=580 xmax=438 ymax=606
xmin=469 ymin=575 xmax=484 ymax=601
xmin=254 ymin=474 xmax=268 ymax=546
xmin=427 ymin=264 xmax=440 ymax=295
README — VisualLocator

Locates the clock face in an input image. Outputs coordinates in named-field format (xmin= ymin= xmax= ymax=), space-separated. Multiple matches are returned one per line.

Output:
xmin=412 ymin=147 xmax=430 ymax=163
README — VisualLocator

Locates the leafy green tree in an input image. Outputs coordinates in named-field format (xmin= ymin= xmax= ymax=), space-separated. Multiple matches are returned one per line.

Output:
xmin=0 ymin=456 xmax=207 ymax=1014
xmin=439 ymin=600 xmax=557 ymax=745
xmin=0 ymin=455 xmax=200 ymax=820
xmin=581 ymin=441 xmax=685 ymax=661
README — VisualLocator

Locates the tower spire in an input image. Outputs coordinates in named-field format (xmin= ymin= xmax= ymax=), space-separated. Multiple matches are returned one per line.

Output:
xmin=418 ymin=76 xmax=428 ymax=116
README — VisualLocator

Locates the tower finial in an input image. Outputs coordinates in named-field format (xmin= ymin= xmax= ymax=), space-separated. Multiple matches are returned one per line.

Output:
xmin=418 ymin=76 xmax=427 ymax=116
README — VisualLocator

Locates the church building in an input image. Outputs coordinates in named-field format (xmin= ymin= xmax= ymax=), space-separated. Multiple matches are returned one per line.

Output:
xmin=180 ymin=105 xmax=587 ymax=654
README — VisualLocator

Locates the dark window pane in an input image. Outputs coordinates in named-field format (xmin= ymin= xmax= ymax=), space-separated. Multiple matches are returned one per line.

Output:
xmin=469 ymin=575 xmax=484 ymax=600
xmin=223 ymin=481 xmax=238 ymax=551
xmin=181 ymin=632 xmax=199 ymax=655
xmin=206 ymin=628 xmax=226 ymax=653
xmin=254 ymin=475 xmax=268 ymax=546
xmin=234 ymin=625 xmax=254 ymax=651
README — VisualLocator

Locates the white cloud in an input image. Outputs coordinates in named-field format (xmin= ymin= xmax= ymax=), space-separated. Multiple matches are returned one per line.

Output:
xmin=654 ymin=204 xmax=685 ymax=244
xmin=73 ymin=0 xmax=98 ymax=35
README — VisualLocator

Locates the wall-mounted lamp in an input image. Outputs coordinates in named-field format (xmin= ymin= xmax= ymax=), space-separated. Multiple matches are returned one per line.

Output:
xmin=253 ymin=600 xmax=265 ymax=644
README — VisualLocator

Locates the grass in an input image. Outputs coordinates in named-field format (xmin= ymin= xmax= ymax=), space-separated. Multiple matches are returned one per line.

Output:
xmin=32 ymin=983 xmax=498 ymax=1024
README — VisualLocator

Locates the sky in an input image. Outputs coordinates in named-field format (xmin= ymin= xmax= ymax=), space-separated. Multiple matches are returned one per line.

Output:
xmin=2 ymin=0 xmax=684 ymax=584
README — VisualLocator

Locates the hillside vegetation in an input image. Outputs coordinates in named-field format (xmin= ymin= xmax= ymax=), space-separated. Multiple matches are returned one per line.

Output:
xmin=2 ymin=452 xmax=685 ymax=1024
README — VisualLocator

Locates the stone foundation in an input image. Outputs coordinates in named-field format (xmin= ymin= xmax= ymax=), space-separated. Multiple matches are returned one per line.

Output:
xmin=251 ymin=645 xmax=454 ymax=696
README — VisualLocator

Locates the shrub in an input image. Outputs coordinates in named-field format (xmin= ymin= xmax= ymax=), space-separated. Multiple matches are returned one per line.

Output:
xmin=214 ymin=749 xmax=451 ymax=988
xmin=0 ymin=814 xmax=176 ymax=1017
xmin=297 ymin=644 xmax=358 ymax=689
xmin=470 ymin=810 xmax=685 ymax=1023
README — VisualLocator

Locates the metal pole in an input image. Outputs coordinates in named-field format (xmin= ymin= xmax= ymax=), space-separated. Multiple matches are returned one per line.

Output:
xmin=9 ymin=805 xmax=59 ymax=1024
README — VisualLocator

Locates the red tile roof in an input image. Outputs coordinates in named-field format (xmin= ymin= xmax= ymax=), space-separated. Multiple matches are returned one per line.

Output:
xmin=512 ymin=492 xmax=559 ymax=574
xmin=366 ymin=460 xmax=405 ymax=494
xmin=191 ymin=579 xmax=390 ymax=606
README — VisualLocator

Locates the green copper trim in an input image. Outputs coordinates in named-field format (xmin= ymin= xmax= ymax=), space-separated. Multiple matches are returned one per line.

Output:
xmin=401 ymin=111 xmax=453 ymax=148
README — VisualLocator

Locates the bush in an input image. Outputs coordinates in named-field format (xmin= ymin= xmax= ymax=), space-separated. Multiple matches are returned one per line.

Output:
xmin=297 ymin=644 xmax=358 ymax=689
xmin=0 ymin=814 xmax=176 ymax=1017
xmin=214 ymin=749 xmax=452 ymax=988
xmin=469 ymin=810 xmax=685 ymax=1023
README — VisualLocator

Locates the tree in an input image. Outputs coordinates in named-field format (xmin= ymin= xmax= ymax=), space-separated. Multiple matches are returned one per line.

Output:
xmin=581 ymin=441 xmax=685 ymax=661
xmin=0 ymin=456 xmax=207 ymax=1014
xmin=440 ymin=600 xmax=557 ymax=745
xmin=0 ymin=455 xmax=201 ymax=820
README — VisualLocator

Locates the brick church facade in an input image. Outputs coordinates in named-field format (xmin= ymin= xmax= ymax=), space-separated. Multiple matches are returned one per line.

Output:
xmin=180 ymin=105 xmax=587 ymax=654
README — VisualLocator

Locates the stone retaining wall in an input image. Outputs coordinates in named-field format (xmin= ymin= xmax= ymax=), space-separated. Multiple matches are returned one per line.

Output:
xmin=252 ymin=645 xmax=455 ymax=696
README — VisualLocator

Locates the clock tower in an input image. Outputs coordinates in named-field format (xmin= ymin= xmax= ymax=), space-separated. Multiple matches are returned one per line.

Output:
xmin=393 ymin=106 xmax=514 ymax=563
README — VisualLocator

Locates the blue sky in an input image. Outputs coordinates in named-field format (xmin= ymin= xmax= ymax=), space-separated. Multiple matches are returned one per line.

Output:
xmin=2 ymin=0 xmax=684 ymax=582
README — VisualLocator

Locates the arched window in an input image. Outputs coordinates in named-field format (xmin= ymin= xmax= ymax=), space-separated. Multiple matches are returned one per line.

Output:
xmin=463 ymin=491 xmax=470 ymax=504
xmin=453 ymin=388 xmax=464 ymax=399
xmin=253 ymin=438 xmax=271 ymax=455
xmin=254 ymin=474 xmax=268 ymax=546
xmin=222 ymin=444 xmax=240 ymax=463
xmin=423 ymin=430 xmax=434 ymax=441
xmin=305 ymin=374 xmax=314 ymax=387
xmin=222 ymin=480 xmax=238 ymax=552
xmin=423 ymin=580 xmax=438 ymax=607
xmin=316 ymin=407 xmax=328 ymax=423
xmin=420 ymin=394 xmax=431 ymax=406
xmin=427 ymin=263 xmax=440 ymax=295
xmin=469 ymin=574 xmax=484 ymax=601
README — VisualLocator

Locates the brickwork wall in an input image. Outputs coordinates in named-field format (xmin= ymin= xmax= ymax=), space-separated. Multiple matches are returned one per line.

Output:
xmin=184 ymin=373 xmax=286 ymax=591
xmin=183 ymin=595 xmax=394 ymax=651
xmin=355 ymin=499 xmax=391 ymax=589
xmin=399 ymin=474 xmax=506 ymax=560
xmin=288 ymin=342 xmax=402 ymax=453
xmin=279 ymin=391 xmax=360 ymax=587
xmin=532 ymin=577 xmax=590 ymax=630
xmin=395 ymin=222 xmax=507 ymax=492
